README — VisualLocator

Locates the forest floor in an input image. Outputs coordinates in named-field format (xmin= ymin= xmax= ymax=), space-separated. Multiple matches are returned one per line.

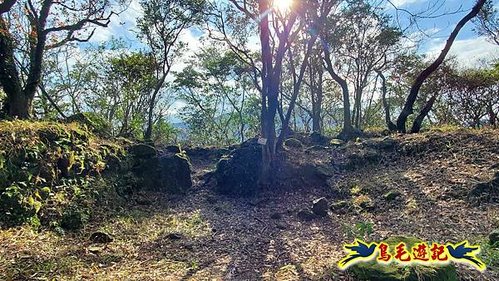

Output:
xmin=1 ymin=129 xmax=498 ymax=280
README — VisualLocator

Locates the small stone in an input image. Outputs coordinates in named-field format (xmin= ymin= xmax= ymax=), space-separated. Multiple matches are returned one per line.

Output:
xmin=270 ymin=213 xmax=282 ymax=220
xmin=297 ymin=209 xmax=316 ymax=221
xmin=489 ymin=229 xmax=499 ymax=246
xmin=166 ymin=233 xmax=184 ymax=240
xmin=312 ymin=197 xmax=329 ymax=216
xmin=88 ymin=245 xmax=104 ymax=254
xmin=90 ymin=232 xmax=114 ymax=243
xmin=275 ymin=221 xmax=287 ymax=230
xmin=383 ymin=190 xmax=402 ymax=201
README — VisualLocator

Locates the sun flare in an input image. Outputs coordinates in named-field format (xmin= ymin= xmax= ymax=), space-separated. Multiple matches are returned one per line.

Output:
xmin=273 ymin=0 xmax=294 ymax=13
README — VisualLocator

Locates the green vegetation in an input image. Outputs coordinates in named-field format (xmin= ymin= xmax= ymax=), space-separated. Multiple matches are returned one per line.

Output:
xmin=0 ymin=121 xmax=125 ymax=228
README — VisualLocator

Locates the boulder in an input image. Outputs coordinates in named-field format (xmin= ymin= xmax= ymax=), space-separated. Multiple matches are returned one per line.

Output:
xmin=215 ymin=139 xmax=262 ymax=197
xmin=365 ymin=137 xmax=398 ymax=150
xmin=130 ymin=144 xmax=157 ymax=158
xmin=349 ymin=236 xmax=457 ymax=281
xmin=65 ymin=112 xmax=112 ymax=137
xmin=312 ymin=197 xmax=329 ymax=216
xmin=158 ymin=152 xmax=192 ymax=194
xmin=315 ymin=164 xmax=335 ymax=178
xmin=343 ymin=147 xmax=382 ymax=170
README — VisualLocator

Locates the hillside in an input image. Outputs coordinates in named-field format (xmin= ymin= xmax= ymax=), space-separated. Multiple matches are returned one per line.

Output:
xmin=0 ymin=127 xmax=498 ymax=280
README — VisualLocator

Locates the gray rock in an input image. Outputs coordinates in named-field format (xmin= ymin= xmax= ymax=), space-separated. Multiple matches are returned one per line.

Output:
xmin=130 ymin=144 xmax=157 ymax=158
xmin=312 ymin=197 xmax=329 ymax=216
xmin=215 ymin=140 xmax=262 ymax=197
xmin=383 ymin=190 xmax=402 ymax=201
xmin=158 ymin=153 xmax=192 ymax=194
xmin=90 ymin=231 xmax=114 ymax=243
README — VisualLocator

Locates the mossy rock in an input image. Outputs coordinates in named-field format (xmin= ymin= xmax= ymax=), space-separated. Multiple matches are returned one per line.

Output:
xmin=349 ymin=236 xmax=457 ymax=281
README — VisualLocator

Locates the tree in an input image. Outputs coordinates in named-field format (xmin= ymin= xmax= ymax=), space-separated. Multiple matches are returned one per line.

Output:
xmin=321 ymin=0 xmax=401 ymax=138
xmin=137 ymin=0 xmax=206 ymax=140
xmin=174 ymin=46 xmax=259 ymax=146
xmin=0 ymin=0 xmax=122 ymax=118
xmin=396 ymin=0 xmax=487 ymax=133
xmin=228 ymin=0 xmax=336 ymax=181
xmin=474 ymin=0 xmax=499 ymax=45
xmin=446 ymin=64 xmax=499 ymax=128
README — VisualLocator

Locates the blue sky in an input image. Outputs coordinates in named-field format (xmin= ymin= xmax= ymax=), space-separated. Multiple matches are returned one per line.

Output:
xmin=385 ymin=0 xmax=498 ymax=64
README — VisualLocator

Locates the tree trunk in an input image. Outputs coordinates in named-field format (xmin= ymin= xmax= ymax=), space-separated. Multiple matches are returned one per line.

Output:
xmin=323 ymin=48 xmax=353 ymax=136
xmin=312 ymin=63 xmax=323 ymax=133
xmin=0 ymin=16 xmax=24 ymax=118
xmin=410 ymin=93 xmax=438 ymax=133
xmin=145 ymin=73 xmax=167 ymax=141
xmin=376 ymin=70 xmax=397 ymax=131
xmin=396 ymin=0 xmax=486 ymax=132
xmin=258 ymin=0 xmax=275 ymax=184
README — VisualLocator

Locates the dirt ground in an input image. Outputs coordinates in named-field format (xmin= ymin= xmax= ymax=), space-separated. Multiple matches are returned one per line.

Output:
xmin=1 ymin=129 xmax=498 ymax=280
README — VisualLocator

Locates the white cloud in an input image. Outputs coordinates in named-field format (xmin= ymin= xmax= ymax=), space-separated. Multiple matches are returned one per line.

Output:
xmin=388 ymin=0 xmax=425 ymax=8
xmin=89 ymin=0 xmax=143 ymax=44
xmin=426 ymin=36 xmax=499 ymax=67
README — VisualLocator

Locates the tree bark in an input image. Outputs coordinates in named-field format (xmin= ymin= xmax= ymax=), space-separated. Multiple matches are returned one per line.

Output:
xmin=396 ymin=0 xmax=487 ymax=132
xmin=410 ymin=93 xmax=438 ymax=133
xmin=376 ymin=70 xmax=397 ymax=131
xmin=323 ymin=46 xmax=353 ymax=135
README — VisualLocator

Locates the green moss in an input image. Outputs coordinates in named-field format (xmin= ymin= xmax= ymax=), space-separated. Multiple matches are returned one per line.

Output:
xmin=0 ymin=120 xmax=125 ymax=228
